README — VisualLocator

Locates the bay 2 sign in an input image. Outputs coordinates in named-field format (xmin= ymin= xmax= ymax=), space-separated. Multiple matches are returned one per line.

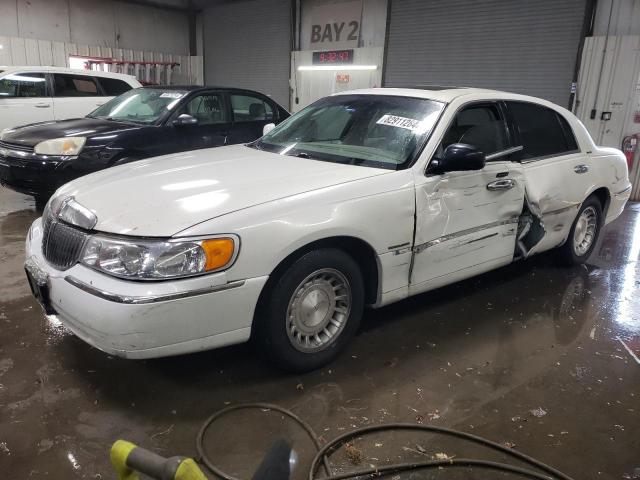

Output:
xmin=306 ymin=0 xmax=361 ymax=49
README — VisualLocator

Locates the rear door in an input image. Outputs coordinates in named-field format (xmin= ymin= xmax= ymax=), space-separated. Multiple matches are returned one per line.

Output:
xmin=506 ymin=101 xmax=592 ymax=255
xmin=171 ymin=90 xmax=231 ymax=150
xmin=410 ymin=101 xmax=525 ymax=293
xmin=0 ymin=71 xmax=53 ymax=130
xmin=226 ymin=92 xmax=279 ymax=144
xmin=51 ymin=73 xmax=104 ymax=120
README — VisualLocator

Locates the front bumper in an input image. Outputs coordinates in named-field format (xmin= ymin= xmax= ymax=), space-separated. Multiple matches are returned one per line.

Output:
xmin=0 ymin=148 xmax=74 ymax=197
xmin=25 ymin=218 xmax=267 ymax=358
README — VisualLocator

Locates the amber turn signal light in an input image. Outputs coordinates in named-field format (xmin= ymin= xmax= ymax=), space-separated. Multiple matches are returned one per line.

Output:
xmin=201 ymin=238 xmax=235 ymax=271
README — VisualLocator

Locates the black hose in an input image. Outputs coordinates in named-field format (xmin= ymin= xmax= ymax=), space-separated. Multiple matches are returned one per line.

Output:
xmin=195 ymin=403 xmax=332 ymax=480
xmin=195 ymin=403 xmax=576 ymax=480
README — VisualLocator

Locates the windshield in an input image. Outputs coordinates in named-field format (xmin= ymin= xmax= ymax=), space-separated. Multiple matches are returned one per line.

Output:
xmin=88 ymin=88 xmax=188 ymax=124
xmin=251 ymin=95 xmax=445 ymax=170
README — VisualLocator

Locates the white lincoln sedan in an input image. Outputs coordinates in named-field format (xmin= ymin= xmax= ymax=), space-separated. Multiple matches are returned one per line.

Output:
xmin=24 ymin=87 xmax=631 ymax=371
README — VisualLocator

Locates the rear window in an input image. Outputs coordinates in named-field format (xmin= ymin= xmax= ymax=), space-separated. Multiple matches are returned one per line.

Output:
xmin=98 ymin=77 xmax=132 ymax=97
xmin=53 ymin=74 xmax=99 ymax=97
xmin=230 ymin=94 xmax=274 ymax=122
xmin=508 ymin=102 xmax=579 ymax=160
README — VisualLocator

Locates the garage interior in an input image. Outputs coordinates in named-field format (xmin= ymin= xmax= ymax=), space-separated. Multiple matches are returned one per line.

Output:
xmin=1 ymin=0 xmax=640 ymax=479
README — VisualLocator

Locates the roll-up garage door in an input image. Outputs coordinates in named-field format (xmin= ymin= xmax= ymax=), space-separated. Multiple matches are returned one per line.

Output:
xmin=384 ymin=0 xmax=587 ymax=107
xmin=203 ymin=0 xmax=291 ymax=107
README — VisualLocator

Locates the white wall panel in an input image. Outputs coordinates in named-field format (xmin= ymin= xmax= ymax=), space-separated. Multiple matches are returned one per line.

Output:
xmin=593 ymin=0 xmax=640 ymax=36
xmin=0 ymin=0 xmax=19 ymax=37
xmin=0 ymin=0 xmax=190 ymax=56
xmin=0 ymin=34 xmax=203 ymax=85
xmin=16 ymin=0 xmax=71 ymax=42
xmin=69 ymin=0 xmax=117 ymax=47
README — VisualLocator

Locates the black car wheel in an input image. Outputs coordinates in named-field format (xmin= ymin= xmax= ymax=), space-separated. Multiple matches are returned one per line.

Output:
xmin=253 ymin=248 xmax=364 ymax=372
xmin=556 ymin=195 xmax=603 ymax=266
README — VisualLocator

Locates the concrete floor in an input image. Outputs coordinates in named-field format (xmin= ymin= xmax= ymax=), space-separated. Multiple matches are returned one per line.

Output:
xmin=1 ymin=187 xmax=639 ymax=479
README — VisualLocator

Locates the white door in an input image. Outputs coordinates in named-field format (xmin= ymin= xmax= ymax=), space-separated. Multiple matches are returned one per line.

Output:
xmin=506 ymin=101 xmax=595 ymax=255
xmin=0 ymin=72 xmax=53 ymax=131
xmin=410 ymin=102 xmax=525 ymax=294
xmin=51 ymin=73 xmax=108 ymax=120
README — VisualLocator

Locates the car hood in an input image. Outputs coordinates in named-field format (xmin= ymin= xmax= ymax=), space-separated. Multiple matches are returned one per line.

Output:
xmin=57 ymin=144 xmax=392 ymax=236
xmin=1 ymin=118 xmax=140 ymax=147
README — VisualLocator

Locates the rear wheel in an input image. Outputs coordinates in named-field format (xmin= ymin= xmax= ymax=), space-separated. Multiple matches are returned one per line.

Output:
xmin=253 ymin=248 xmax=364 ymax=372
xmin=556 ymin=195 xmax=603 ymax=266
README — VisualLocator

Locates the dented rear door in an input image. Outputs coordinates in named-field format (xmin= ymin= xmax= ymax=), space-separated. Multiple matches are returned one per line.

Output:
xmin=506 ymin=101 xmax=595 ymax=256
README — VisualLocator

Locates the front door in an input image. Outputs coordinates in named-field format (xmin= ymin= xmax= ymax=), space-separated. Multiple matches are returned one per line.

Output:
xmin=0 ymin=72 xmax=53 ymax=131
xmin=173 ymin=91 xmax=231 ymax=150
xmin=410 ymin=101 xmax=525 ymax=294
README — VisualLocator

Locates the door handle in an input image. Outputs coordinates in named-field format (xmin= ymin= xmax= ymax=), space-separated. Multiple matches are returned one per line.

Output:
xmin=574 ymin=164 xmax=589 ymax=174
xmin=487 ymin=178 xmax=516 ymax=191
xmin=34 ymin=103 xmax=51 ymax=108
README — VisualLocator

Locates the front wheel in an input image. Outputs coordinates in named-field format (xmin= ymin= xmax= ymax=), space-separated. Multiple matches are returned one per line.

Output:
xmin=556 ymin=195 xmax=603 ymax=266
xmin=253 ymin=248 xmax=364 ymax=372
xmin=34 ymin=195 xmax=49 ymax=212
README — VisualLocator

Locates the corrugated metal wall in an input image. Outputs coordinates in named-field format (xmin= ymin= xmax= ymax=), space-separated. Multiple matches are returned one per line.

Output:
xmin=384 ymin=0 xmax=588 ymax=107
xmin=0 ymin=35 xmax=203 ymax=85
xmin=203 ymin=0 xmax=291 ymax=107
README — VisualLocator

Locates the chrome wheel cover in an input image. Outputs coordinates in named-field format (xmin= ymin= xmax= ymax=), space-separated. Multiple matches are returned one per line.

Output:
xmin=573 ymin=206 xmax=598 ymax=257
xmin=286 ymin=268 xmax=351 ymax=353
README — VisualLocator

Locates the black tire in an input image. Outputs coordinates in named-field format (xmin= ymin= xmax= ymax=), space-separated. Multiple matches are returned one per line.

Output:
xmin=34 ymin=195 xmax=49 ymax=212
xmin=253 ymin=248 xmax=364 ymax=372
xmin=556 ymin=195 xmax=603 ymax=266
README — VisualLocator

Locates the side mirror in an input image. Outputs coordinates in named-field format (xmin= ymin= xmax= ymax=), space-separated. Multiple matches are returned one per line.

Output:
xmin=263 ymin=123 xmax=276 ymax=136
xmin=173 ymin=114 xmax=198 ymax=126
xmin=427 ymin=143 xmax=486 ymax=174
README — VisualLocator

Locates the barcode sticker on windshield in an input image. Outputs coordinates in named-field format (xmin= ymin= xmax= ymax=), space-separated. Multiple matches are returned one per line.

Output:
xmin=376 ymin=114 xmax=421 ymax=131
xmin=160 ymin=92 xmax=183 ymax=98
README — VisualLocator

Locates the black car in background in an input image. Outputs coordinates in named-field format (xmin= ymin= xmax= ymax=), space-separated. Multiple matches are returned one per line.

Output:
xmin=0 ymin=86 xmax=289 ymax=208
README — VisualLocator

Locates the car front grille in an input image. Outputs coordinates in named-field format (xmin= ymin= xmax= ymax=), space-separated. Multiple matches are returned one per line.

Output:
xmin=42 ymin=212 xmax=88 ymax=270
xmin=0 ymin=140 xmax=35 ymax=154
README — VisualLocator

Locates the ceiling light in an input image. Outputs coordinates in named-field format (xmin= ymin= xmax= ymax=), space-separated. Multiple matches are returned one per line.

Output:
xmin=297 ymin=65 xmax=378 ymax=71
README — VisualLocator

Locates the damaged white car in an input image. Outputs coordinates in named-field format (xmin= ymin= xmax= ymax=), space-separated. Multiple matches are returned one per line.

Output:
xmin=25 ymin=87 xmax=631 ymax=371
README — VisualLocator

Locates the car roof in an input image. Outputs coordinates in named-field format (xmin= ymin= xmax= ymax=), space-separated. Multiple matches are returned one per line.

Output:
xmin=332 ymin=86 xmax=550 ymax=105
xmin=0 ymin=65 xmax=137 ymax=80
xmin=139 ymin=85 xmax=286 ymax=105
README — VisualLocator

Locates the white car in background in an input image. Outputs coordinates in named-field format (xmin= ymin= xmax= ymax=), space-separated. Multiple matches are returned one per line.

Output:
xmin=0 ymin=66 xmax=141 ymax=131
xmin=24 ymin=87 xmax=631 ymax=371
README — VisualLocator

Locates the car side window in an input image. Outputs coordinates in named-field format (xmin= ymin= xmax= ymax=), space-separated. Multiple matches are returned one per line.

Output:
xmin=230 ymin=94 xmax=274 ymax=122
xmin=0 ymin=72 xmax=47 ymax=98
xmin=438 ymin=103 xmax=510 ymax=158
xmin=97 ymin=78 xmax=132 ymax=97
xmin=180 ymin=93 xmax=228 ymax=125
xmin=508 ymin=102 xmax=578 ymax=160
xmin=53 ymin=74 xmax=99 ymax=97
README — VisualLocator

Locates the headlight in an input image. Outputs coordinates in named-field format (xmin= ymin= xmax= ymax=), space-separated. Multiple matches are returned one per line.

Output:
xmin=81 ymin=235 xmax=237 ymax=280
xmin=34 ymin=137 xmax=86 ymax=156
xmin=0 ymin=128 xmax=13 ymax=141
